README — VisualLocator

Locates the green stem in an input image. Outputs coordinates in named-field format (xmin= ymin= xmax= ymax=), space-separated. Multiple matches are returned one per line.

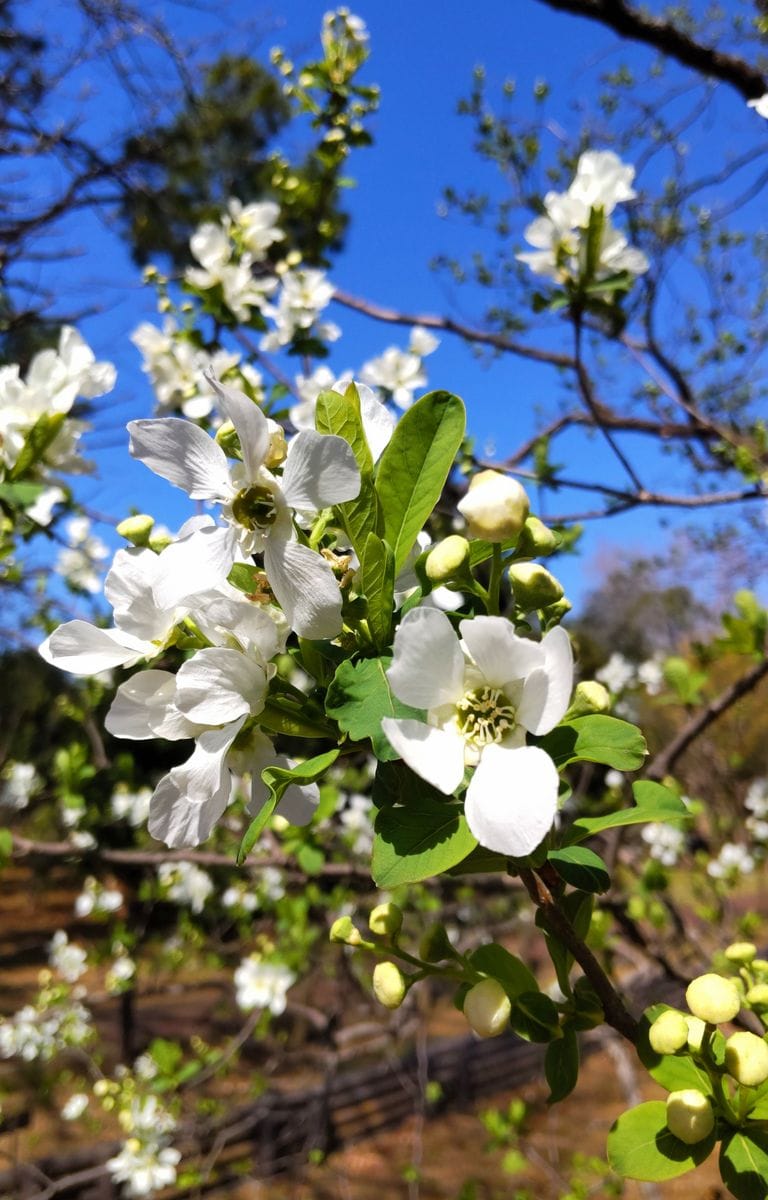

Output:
xmin=488 ymin=543 xmax=503 ymax=616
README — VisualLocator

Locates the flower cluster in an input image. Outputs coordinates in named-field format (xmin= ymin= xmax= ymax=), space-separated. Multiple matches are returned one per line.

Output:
xmin=234 ymin=955 xmax=295 ymax=1014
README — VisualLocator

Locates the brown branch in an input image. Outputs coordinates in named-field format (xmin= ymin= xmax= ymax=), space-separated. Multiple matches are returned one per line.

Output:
xmin=519 ymin=868 xmax=639 ymax=1042
xmin=332 ymin=287 xmax=575 ymax=368
xmin=647 ymin=648 xmax=768 ymax=781
xmin=534 ymin=0 xmax=767 ymax=101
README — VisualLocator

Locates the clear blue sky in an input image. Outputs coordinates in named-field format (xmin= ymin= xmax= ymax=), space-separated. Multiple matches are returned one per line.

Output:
xmin=19 ymin=0 xmax=768 ymax=611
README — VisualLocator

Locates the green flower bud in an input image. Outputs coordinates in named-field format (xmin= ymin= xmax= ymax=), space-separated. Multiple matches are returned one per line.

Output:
xmin=685 ymin=1015 xmax=706 ymax=1053
xmin=544 ymin=597 xmax=572 ymax=621
xmin=368 ymin=902 xmax=403 ymax=939
xmin=725 ymin=942 xmax=757 ymax=965
xmin=330 ymin=916 xmax=361 ymax=946
xmin=215 ymin=420 xmax=240 ymax=457
xmin=686 ymin=973 xmax=741 ymax=1024
xmin=753 ymin=959 xmax=768 ymax=974
xmin=565 ymin=680 xmax=611 ymax=719
xmin=372 ymin=961 xmax=407 ymax=1009
xmin=457 ymin=470 xmax=530 ymax=542
xmin=649 ymin=1010 xmax=690 ymax=1055
xmin=419 ymin=923 xmax=453 ymax=963
xmin=463 ymin=978 xmax=511 ymax=1039
xmin=425 ymin=535 xmax=471 ymax=583
xmin=515 ymin=515 xmax=559 ymax=557
xmin=725 ymin=1031 xmax=768 ymax=1086
xmin=508 ymin=562 xmax=564 ymax=611
xmin=116 ymin=514 xmax=154 ymax=547
xmin=665 ymin=1090 xmax=715 ymax=1145
xmin=746 ymin=984 xmax=768 ymax=1008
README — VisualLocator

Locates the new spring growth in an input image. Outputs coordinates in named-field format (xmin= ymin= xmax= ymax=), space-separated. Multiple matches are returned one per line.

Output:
xmin=565 ymin=680 xmax=611 ymax=719
xmin=724 ymin=1031 xmax=768 ymax=1087
xmin=330 ymin=915 xmax=362 ymax=946
xmin=372 ymin=961 xmax=407 ymax=1009
xmin=116 ymin=514 xmax=154 ymax=547
xmin=463 ymin=978 xmax=511 ymax=1039
xmin=456 ymin=470 xmax=529 ymax=542
xmin=507 ymin=562 xmax=564 ymax=611
xmin=368 ymin=902 xmax=403 ymax=939
xmin=665 ymin=1090 xmax=715 ymax=1145
xmin=649 ymin=1010 xmax=689 ymax=1055
xmin=515 ymin=515 xmax=559 ymax=557
xmin=425 ymin=535 xmax=471 ymax=584
xmin=685 ymin=974 xmax=741 ymax=1024
xmin=724 ymin=942 xmax=757 ymax=965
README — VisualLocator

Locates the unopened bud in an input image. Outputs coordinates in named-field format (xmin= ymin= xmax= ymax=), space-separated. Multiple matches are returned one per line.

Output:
xmin=747 ymin=984 xmax=768 ymax=1008
xmin=665 ymin=1090 xmax=715 ymax=1145
xmin=264 ymin=419 xmax=288 ymax=468
xmin=215 ymin=420 xmax=240 ymax=458
xmin=649 ymin=1010 xmax=689 ymax=1055
xmin=463 ymin=978 xmax=511 ymax=1039
xmin=753 ymin=959 xmax=768 ymax=974
xmin=369 ymin=902 xmax=403 ymax=939
xmin=425 ymin=536 xmax=471 ymax=583
xmin=116 ymin=514 xmax=154 ymax=547
xmin=419 ymin=923 xmax=453 ymax=963
xmin=725 ymin=942 xmax=757 ymax=965
xmin=565 ymin=680 xmax=611 ymax=719
xmin=516 ymin=515 xmax=559 ymax=557
xmin=372 ymin=961 xmax=407 ymax=1009
xmin=508 ymin=562 xmax=564 ymax=611
xmin=330 ymin=916 xmax=361 ymax=946
xmin=686 ymin=973 xmax=741 ymax=1024
xmin=725 ymin=1031 xmax=768 ymax=1086
xmin=685 ymin=1015 xmax=706 ymax=1053
xmin=457 ymin=470 xmax=529 ymax=542
xmin=149 ymin=528 xmax=172 ymax=553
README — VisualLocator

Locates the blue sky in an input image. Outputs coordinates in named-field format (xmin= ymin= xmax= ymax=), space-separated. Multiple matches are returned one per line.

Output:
xmin=17 ymin=0 xmax=768 ymax=611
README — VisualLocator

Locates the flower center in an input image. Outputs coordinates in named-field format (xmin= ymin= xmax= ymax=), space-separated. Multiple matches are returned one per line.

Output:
xmin=231 ymin=484 xmax=278 ymax=531
xmin=455 ymin=686 xmax=517 ymax=747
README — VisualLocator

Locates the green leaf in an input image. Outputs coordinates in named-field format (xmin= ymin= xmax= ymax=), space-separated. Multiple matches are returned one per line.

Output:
xmin=470 ymin=943 xmax=539 ymax=1001
xmin=636 ymin=1005 xmax=714 ymax=1094
xmin=237 ymin=749 xmax=339 ymax=865
xmin=375 ymin=390 xmax=465 ymax=573
xmin=326 ymin=656 xmax=423 ymax=760
xmin=0 ymin=829 xmax=13 ymax=867
xmin=537 ymin=715 xmax=647 ymax=771
xmin=720 ymin=1130 xmax=768 ymax=1200
xmin=545 ymin=1029 xmax=579 ymax=1103
xmin=510 ymin=991 xmax=561 ymax=1043
xmin=0 ymin=481 xmax=47 ymax=508
xmin=446 ymin=844 xmax=507 ymax=875
xmin=564 ymin=781 xmax=687 ymax=846
xmin=8 ymin=412 xmax=66 ymax=480
xmin=316 ymin=384 xmax=381 ymax=556
xmin=227 ymin=562 xmax=264 ymax=594
xmin=359 ymin=532 xmax=395 ymax=650
xmin=372 ymin=798 xmax=476 ymax=887
xmin=548 ymin=846 xmax=610 ymax=893
xmin=607 ymin=1101 xmax=714 ymax=1181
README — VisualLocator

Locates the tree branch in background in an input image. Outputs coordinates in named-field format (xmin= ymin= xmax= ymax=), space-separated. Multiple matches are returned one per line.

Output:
xmin=534 ymin=0 xmax=768 ymax=100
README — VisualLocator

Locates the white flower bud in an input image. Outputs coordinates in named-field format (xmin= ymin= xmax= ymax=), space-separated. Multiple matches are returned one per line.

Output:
xmin=372 ymin=961 xmax=407 ymax=1009
xmin=463 ymin=978 xmax=511 ymax=1039
xmin=566 ymin=680 xmax=611 ymax=718
xmin=725 ymin=1031 xmax=768 ymax=1086
xmin=116 ymin=514 xmax=154 ymax=546
xmin=330 ymin=916 xmax=361 ymax=946
xmin=425 ymin=535 xmax=471 ymax=583
xmin=516 ymin=515 xmax=559 ymax=557
xmin=665 ymin=1090 xmax=715 ymax=1145
xmin=685 ymin=1015 xmax=706 ymax=1053
xmin=457 ymin=470 xmax=529 ymax=542
xmin=508 ymin=562 xmax=564 ymax=610
xmin=746 ymin=984 xmax=768 ymax=1008
xmin=686 ymin=974 xmax=741 ymax=1024
xmin=724 ymin=942 xmax=757 ymax=965
xmin=369 ymin=902 xmax=403 ymax=939
xmin=649 ymin=1010 xmax=689 ymax=1055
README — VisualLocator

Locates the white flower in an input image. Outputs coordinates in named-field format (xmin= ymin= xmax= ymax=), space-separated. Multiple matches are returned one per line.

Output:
xmin=642 ymin=822 xmax=685 ymax=867
xmin=340 ymin=792 xmax=374 ymax=857
xmin=605 ymin=769 xmax=624 ymax=790
xmin=360 ymin=346 xmax=425 ymax=409
xmin=62 ymin=1093 xmax=89 ymax=1120
xmin=637 ymin=655 xmax=665 ymax=695
xmin=596 ymin=652 xmax=636 ymax=694
xmin=234 ymin=956 xmax=295 ymax=1014
xmin=128 ymin=376 xmax=360 ymax=638
xmin=745 ymin=779 xmax=768 ymax=819
xmin=0 ymin=762 xmax=39 ymax=810
xmin=409 ymin=326 xmax=439 ymax=357
xmin=707 ymin=842 xmax=755 ymax=880
xmin=26 ymin=485 xmax=66 ymax=526
xmin=222 ymin=882 xmax=259 ymax=912
xmin=567 ymin=150 xmax=637 ymax=215
xmin=381 ymin=609 xmax=572 ymax=857
xmin=49 ymin=931 xmax=88 ymax=983
xmin=132 ymin=317 xmax=244 ymax=418
xmin=74 ymin=877 xmax=123 ymax=918
xmin=185 ymin=220 xmax=277 ymax=321
xmin=107 ymin=1141 xmax=180 ymax=1197
xmin=290 ymin=376 xmax=395 ymax=462
xmin=748 ymin=94 xmax=768 ymax=119
xmin=228 ymin=198 xmax=284 ymax=258
xmin=260 ymin=267 xmax=339 ymax=351
xmin=157 ymin=861 xmax=214 ymax=913
xmin=110 ymin=787 xmax=152 ymax=827
xmin=105 ymin=953 xmax=136 ymax=993
xmin=55 ymin=517 xmax=109 ymax=594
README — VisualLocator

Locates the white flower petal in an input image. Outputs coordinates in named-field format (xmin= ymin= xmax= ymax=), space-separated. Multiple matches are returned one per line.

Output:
xmin=263 ymin=535 xmax=343 ymax=639
xmin=459 ymin=616 xmax=543 ymax=688
xmin=40 ymin=622 xmax=152 ymax=675
xmin=465 ymin=744 xmax=559 ymax=857
xmin=148 ymin=718 xmax=245 ymax=848
xmin=380 ymin=718 xmax=465 ymax=794
xmin=206 ymin=375 xmax=270 ymax=480
xmin=281 ymin=430 xmax=360 ymax=511
xmin=246 ymin=736 xmax=320 ymax=827
xmin=175 ymin=647 xmax=267 ymax=725
xmin=516 ymin=627 xmax=572 ymax=734
xmin=152 ymin=525 xmax=236 ymax=609
xmin=387 ymin=607 xmax=465 ymax=709
xmin=105 ymin=548 xmax=178 ymax=642
xmin=356 ymin=383 xmax=396 ymax=462
xmin=128 ymin=418 xmax=231 ymax=500
xmin=105 ymin=670 xmax=177 ymax=740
